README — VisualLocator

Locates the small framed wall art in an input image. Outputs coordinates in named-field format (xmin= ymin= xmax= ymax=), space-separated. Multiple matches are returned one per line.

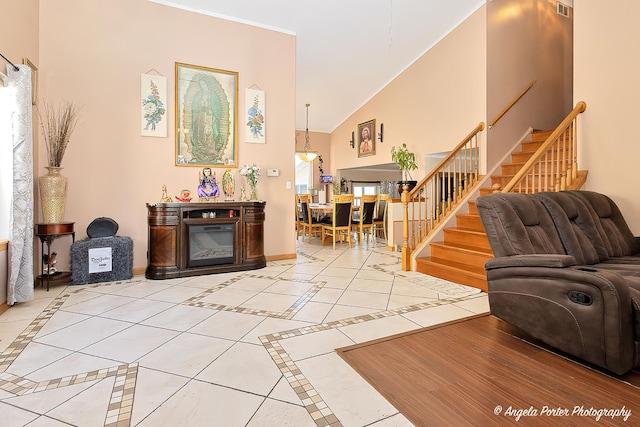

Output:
xmin=140 ymin=73 xmax=167 ymax=137
xmin=245 ymin=88 xmax=265 ymax=143
xmin=175 ymin=62 xmax=238 ymax=167
xmin=358 ymin=119 xmax=376 ymax=157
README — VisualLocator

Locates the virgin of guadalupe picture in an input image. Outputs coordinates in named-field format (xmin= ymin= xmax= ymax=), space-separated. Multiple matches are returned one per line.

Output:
xmin=175 ymin=63 xmax=238 ymax=167
xmin=222 ymin=169 xmax=235 ymax=200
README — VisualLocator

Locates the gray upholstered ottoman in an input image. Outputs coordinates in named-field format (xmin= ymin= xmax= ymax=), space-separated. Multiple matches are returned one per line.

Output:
xmin=71 ymin=236 xmax=133 ymax=285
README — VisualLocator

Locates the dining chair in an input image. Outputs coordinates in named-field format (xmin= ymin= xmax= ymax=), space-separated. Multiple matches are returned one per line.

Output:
xmin=321 ymin=194 xmax=354 ymax=249
xmin=373 ymin=193 xmax=389 ymax=240
xmin=298 ymin=194 xmax=322 ymax=243
xmin=294 ymin=195 xmax=304 ymax=240
xmin=351 ymin=195 xmax=377 ymax=243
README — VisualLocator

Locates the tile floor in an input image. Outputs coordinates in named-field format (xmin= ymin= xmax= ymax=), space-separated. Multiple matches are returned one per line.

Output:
xmin=0 ymin=237 xmax=489 ymax=427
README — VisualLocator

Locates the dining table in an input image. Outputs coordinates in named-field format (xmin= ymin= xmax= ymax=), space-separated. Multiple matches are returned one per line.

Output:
xmin=309 ymin=202 xmax=359 ymax=221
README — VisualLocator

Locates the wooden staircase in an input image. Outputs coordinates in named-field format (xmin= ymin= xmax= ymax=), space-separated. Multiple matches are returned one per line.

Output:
xmin=415 ymin=130 xmax=553 ymax=292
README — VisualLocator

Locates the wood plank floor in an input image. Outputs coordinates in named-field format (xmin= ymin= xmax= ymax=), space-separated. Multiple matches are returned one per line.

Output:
xmin=337 ymin=315 xmax=640 ymax=426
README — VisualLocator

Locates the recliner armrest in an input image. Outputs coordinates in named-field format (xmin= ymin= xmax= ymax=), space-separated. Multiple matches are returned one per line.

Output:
xmin=485 ymin=254 xmax=577 ymax=270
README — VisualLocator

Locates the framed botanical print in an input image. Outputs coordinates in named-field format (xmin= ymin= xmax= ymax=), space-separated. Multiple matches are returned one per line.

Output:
xmin=358 ymin=119 xmax=376 ymax=157
xmin=141 ymin=73 xmax=167 ymax=137
xmin=175 ymin=62 xmax=238 ymax=167
xmin=245 ymin=88 xmax=265 ymax=143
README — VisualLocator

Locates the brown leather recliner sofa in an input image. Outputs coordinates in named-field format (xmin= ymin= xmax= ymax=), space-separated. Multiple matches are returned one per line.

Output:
xmin=476 ymin=190 xmax=640 ymax=375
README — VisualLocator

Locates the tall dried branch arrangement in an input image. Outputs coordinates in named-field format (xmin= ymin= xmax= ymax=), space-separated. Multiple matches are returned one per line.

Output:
xmin=38 ymin=100 xmax=81 ymax=167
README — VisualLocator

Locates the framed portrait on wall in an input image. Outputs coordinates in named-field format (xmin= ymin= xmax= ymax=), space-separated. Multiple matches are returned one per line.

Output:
xmin=357 ymin=119 xmax=376 ymax=157
xmin=175 ymin=62 xmax=238 ymax=167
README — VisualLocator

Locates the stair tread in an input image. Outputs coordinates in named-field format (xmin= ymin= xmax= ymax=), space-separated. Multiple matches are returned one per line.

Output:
xmin=456 ymin=213 xmax=480 ymax=218
xmin=446 ymin=227 xmax=486 ymax=236
xmin=492 ymin=173 xmax=566 ymax=179
xmin=502 ymin=160 xmax=572 ymax=167
xmin=430 ymin=241 xmax=493 ymax=255
xmin=416 ymin=256 xmax=487 ymax=277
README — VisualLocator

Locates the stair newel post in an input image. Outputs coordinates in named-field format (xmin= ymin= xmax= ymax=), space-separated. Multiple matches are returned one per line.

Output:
xmin=401 ymin=184 xmax=411 ymax=271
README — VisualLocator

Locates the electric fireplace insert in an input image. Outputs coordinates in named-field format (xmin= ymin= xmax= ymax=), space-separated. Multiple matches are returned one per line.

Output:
xmin=187 ymin=223 xmax=235 ymax=267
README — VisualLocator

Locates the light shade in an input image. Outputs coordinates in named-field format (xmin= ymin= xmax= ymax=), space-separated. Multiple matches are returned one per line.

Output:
xmin=297 ymin=152 xmax=317 ymax=162
xmin=296 ymin=103 xmax=316 ymax=162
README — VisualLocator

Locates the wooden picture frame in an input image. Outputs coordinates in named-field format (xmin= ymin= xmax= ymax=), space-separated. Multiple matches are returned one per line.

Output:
xmin=175 ymin=62 xmax=238 ymax=167
xmin=22 ymin=58 xmax=37 ymax=105
xmin=141 ymin=73 xmax=167 ymax=137
xmin=357 ymin=119 xmax=376 ymax=157
xmin=245 ymin=88 xmax=266 ymax=143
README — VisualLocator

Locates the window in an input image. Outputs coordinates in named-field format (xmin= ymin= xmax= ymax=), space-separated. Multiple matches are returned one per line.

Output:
xmin=294 ymin=155 xmax=312 ymax=194
xmin=351 ymin=182 xmax=378 ymax=206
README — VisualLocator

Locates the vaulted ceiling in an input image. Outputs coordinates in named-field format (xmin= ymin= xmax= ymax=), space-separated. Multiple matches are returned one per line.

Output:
xmin=151 ymin=0 xmax=485 ymax=132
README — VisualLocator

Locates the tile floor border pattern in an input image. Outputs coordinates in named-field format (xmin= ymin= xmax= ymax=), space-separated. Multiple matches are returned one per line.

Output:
xmin=184 ymin=273 xmax=326 ymax=319
xmin=0 ymin=269 xmax=481 ymax=427
xmin=0 ymin=281 xmax=141 ymax=427
xmin=258 ymin=295 xmax=476 ymax=427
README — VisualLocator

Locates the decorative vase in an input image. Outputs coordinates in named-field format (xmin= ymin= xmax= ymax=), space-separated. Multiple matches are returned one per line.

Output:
xmin=397 ymin=180 xmax=417 ymax=196
xmin=250 ymin=183 xmax=258 ymax=201
xmin=38 ymin=166 xmax=68 ymax=224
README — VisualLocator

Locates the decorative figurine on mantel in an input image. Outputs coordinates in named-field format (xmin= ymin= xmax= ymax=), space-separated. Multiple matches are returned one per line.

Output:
xmin=159 ymin=184 xmax=173 ymax=202
xmin=222 ymin=169 xmax=235 ymax=200
xmin=175 ymin=189 xmax=192 ymax=202
xmin=198 ymin=167 xmax=220 ymax=201
xmin=239 ymin=187 xmax=247 ymax=201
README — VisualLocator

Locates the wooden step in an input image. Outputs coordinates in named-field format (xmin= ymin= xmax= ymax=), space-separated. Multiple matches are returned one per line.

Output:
xmin=500 ymin=160 xmax=573 ymax=176
xmin=530 ymin=130 xmax=553 ymax=141
xmin=479 ymin=187 xmax=497 ymax=196
xmin=491 ymin=174 xmax=567 ymax=188
xmin=430 ymin=241 xmax=493 ymax=269
xmin=511 ymin=147 xmax=572 ymax=164
xmin=467 ymin=200 xmax=478 ymax=215
xmin=415 ymin=257 xmax=487 ymax=292
xmin=521 ymin=134 xmax=572 ymax=147
xmin=444 ymin=227 xmax=490 ymax=251
xmin=456 ymin=213 xmax=484 ymax=232
xmin=520 ymin=140 xmax=545 ymax=152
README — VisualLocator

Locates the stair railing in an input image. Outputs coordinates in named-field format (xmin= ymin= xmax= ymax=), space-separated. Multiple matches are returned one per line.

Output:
xmin=500 ymin=101 xmax=587 ymax=194
xmin=401 ymin=122 xmax=485 ymax=270
xmin=489 ymin=80 xmax=537 ymax=128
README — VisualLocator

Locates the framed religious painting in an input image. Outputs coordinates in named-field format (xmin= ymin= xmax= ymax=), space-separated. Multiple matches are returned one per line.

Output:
xmin=357 ymin=119 xmax=376 ymax=157
xmin=175 ymin=62 xmax=238 ymax=167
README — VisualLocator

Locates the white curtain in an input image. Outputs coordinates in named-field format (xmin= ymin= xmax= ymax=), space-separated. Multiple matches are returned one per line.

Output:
xmin=6 ymin=65 xmax=34 ymax=305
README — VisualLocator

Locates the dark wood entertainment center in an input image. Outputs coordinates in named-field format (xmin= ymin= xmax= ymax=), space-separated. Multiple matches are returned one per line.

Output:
xmin=146 ymin=201 xmax=266 ymax=280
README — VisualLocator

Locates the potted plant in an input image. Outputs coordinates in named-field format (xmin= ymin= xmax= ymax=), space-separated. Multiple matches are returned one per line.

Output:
xmin=391 ymin=143 xmax=418 ymax=194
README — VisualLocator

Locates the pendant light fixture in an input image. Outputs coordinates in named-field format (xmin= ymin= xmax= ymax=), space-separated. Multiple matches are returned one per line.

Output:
xmin=297 ymin=103 xmax=317 ymax=162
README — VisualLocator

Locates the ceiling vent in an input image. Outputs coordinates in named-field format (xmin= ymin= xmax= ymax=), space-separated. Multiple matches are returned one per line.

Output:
xmin=557 ymin=2 xmax=570 ymax=18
